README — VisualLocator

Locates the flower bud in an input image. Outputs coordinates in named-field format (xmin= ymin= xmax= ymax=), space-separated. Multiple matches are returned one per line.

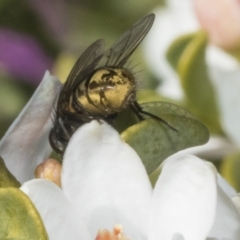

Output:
xmin=34 ymin=158 xmax=62 ymax=187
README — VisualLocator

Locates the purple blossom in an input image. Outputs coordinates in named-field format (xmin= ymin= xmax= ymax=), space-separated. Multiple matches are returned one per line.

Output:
xmin=0 ymin=28 xmax=53 ymax=84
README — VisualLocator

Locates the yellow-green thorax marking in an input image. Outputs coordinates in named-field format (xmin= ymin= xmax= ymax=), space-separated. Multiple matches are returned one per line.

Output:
xmin=75 ymin=67 xmax=136 ymax=115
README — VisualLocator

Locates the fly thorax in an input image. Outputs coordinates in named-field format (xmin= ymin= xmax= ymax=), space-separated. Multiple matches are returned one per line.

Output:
xmin=76 ymin=67 xmax=136 ymax=115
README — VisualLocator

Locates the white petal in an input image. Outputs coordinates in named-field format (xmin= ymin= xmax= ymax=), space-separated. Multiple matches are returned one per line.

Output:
xmin=171 ymin=233 xmax=185 ymax=240
xmin=206 ymin=238 xmax=220 ymax=240
xmin=208 ymin=179 xmax=240 ymax=239
xmin=21 ymin=179 xmax=91 ymax=240
xmin=179 ymin=136 xmax=236 ymax=161
xmin=62 ymin=120 xmax=152 ymax=240
xmin=217 ymin=174 xmax=237 ymax=198
xmin=232 ymin=193 xmax=240 ymax=214
xmin=209 ymin=63 xmax=240 ymax=146
xmin=142 ymin=0 xmax=199 ymax=100
xmin=148 ymin=153 xmax=217 ymax=240
xmin=207 ymin=45 xmax=240 ymax=71
xmin=0 ymin=71 xmax=61 ymax=183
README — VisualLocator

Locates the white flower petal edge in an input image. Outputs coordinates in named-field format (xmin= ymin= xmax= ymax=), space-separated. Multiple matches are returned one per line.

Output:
xmin=62 ymin=120 xmax=152 ymax=240
xmin=232 ymin=193 xmax=240 ymax=214
xmin=148 ymin=153 xmax=217 ymax=240
xmin=179 ymin=136 xmax=236 ymax=161
xmin=208 ymin=177 xmax=240 ymax=240
xmin=217 ymin=173 xmax=237 ymax=198
xmin=0 ymin=71 xmax=61 ymax=183
xmin=21 ymin=179 xmax=92 ymax=240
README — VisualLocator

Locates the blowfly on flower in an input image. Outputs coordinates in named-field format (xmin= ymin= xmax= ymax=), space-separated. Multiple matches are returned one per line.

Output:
xmin=49 ymin=13 xmax=176 ymax=155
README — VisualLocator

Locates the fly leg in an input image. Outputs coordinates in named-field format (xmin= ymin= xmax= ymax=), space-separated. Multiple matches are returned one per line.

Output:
xmin=59 ymin=118 xmax=71 ymax=140
xmin=130 ymin=101 xmax=178 ymax=132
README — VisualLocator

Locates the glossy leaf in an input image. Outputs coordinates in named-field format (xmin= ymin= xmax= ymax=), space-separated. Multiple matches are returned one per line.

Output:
xmin=0 ymin=188 xmax=48 ymax=239
xmin=177 ymin=31 xmax=221 ymax=133
xmin=114 ymin=90 xmax=169 ymax=133
xmin=121 ymin=102 xmax=209 ymax=173
xmin=0 ymin=156 xmax=20 ymax=188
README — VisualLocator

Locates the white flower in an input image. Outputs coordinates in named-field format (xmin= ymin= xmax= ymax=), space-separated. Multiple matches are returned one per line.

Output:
xmin=20 ymin=121 xmax=240 ymax=240
xmin=0 ymin=72 xmax=239 ymax=239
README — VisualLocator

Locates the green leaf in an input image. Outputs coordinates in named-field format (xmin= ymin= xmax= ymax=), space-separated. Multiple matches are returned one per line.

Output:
xmin=140 ymin=101 xmax=199 ymax=120
xmin=114 ymin=108 xmax=139 ymax=133
xmin=177 ymin=31 xmax=221 ymax=133
xmin=0 ymin=156 xmax=20 ymax=188
xmin=0 ymin=188 xmax=48 ymax=240
xmin=166 ymin=33 xmax=197 ymax=70
xmin=114 ymin=94 xmax=180 ymax=133
xmin=121 ymin=102 xmax=209 ymax=174
xmin=220 ymin=151 xmax=240 ymax=192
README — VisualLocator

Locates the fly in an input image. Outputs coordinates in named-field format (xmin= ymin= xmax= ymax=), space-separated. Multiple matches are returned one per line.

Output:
xmin=49 ymin=13 xmax=176 ymax=155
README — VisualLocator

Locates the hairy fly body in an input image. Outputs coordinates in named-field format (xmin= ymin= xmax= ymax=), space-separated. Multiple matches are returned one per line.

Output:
xmin=49 ymin=14 xmax=175 ymax=155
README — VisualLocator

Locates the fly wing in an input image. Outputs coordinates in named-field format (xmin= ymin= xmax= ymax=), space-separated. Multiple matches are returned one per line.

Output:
xmin=63 ymin=39 xmax=104 ymax=93
xmin=98 ymin=14 xmax=154 ymax=67
xmin=57 ymin=39 xmax=105 ymax=115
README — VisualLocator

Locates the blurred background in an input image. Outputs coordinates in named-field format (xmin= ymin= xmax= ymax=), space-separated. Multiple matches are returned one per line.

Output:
xmin=0 ymin=0 xmax=164 ymax=137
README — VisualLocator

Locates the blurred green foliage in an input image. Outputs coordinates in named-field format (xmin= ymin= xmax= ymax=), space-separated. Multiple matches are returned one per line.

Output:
xmin=166 ymin=31 xmax=222 ymax=134
xmin=0 ymin=0 xmax=60 ymax=57
xmin=221 ymin=151 xmax=240 ymax=191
